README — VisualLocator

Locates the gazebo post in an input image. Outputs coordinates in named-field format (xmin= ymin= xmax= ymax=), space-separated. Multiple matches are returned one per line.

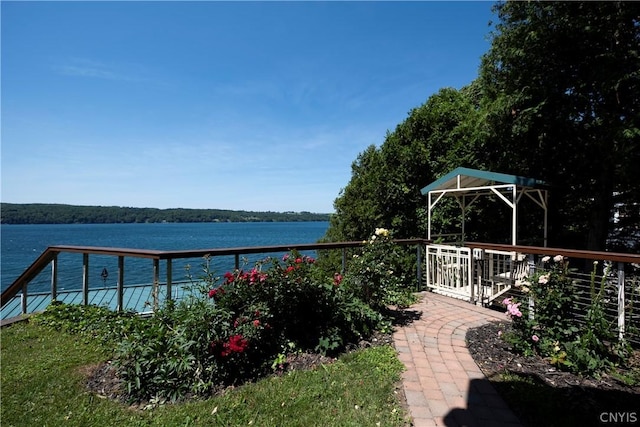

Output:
xmin=512 ymin=185 xmax=517 ymax=246
xmin=427 ymin=193 xmax=432 ymax=241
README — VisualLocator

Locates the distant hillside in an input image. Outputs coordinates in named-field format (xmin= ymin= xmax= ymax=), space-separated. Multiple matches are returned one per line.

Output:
xmin=0 ymin=203 xmax=330 ymax=224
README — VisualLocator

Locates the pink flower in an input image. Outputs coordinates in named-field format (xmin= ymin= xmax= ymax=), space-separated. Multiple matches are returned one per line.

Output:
xmin=333 ymin=273 xmax=343 ymax=286
xmin=253 ymin=319 xmax=260 ymax=327
xmin=295 ymin=258 xmax=303 ymax=264
xmin=502 ymin=297 xmax=512 ymax=306
xmin=306 ymin=256 xmax=316 ymax=264
xmin=282 ymin=254 xmax=290 ymax=261
xmin=532 ymin=334 xmax=540 ymax=343
xmin=509 ymin=305 xmax=522 ymax=318
xmin=223 ymin=272 xmax=235 ymax=283
xmin=506 ymin=301 xmax=522 ymax=317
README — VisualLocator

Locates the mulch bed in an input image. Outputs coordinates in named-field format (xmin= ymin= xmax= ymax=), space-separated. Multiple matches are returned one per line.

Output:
xmin=82 ymin=329 xmax=399 ymax=409
xmin=466 ymin=321 xmax=640 ymax=426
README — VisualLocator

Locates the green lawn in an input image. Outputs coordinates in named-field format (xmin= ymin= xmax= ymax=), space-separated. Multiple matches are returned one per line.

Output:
xmin=1 ymin=321 xmax=409 ymax=427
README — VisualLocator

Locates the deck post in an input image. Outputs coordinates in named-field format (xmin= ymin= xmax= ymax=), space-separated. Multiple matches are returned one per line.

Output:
xmin=166 ymin=259 xmax=173 ymax=302
xmin=117 ymin=256 xmax=124 ymax=312
xmin=153 ymin=259 xmax=160 ymax=311
xmin=618 ymin=262 xmax=626 ymax=341
xmin=341 ymin=248 xmax=346 ymax=274
xmin=51 ymin=253 xmax=58 ymax=302
xmin=21 ymin=284 xmax=28 ymax=315
xmin=512 ymin=185 xmax=517 ymax=246
xmin=82 ymin=253 xmax=89 ymax=305
xmin=235 ymin=254 xmax=240 ymax=270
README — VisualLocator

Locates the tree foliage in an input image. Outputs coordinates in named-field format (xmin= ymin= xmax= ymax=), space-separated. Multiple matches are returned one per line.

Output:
xmin=0 ymin=203 xmax=329 ymax=224
xmin=325 ymin=1 xmax=640 ymax=252
xmin=479 ymin=1 xmax=640 ymax=250
xmin=327 ymin=86 xmax=486 ymax=242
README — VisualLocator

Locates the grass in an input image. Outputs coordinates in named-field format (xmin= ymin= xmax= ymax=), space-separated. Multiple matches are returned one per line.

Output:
xmin=1 ymin=321 xmax=409 ymax=427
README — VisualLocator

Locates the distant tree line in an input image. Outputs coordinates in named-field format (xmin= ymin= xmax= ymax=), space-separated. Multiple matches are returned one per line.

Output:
xmin=0 ymin=203 xmax=330 ymax=225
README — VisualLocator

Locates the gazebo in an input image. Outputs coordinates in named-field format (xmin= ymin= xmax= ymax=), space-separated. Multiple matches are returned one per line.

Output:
xmin=420 ymin=167 xmax=549 ymax=247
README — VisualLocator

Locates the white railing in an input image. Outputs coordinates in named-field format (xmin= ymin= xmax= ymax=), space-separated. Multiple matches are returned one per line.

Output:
xmin=426 ymin=244 xmax=528 ymax=305
xmin=426 ymin=244 xmax=472 ymax=300
xmin=477 ymin=249 xmax=529 ymax=305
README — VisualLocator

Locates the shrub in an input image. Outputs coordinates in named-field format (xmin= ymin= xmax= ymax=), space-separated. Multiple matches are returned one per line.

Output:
xmin=500 ymin=256 xmax=631 ymax=376
xmin=114 ymin=250 xmax=388 ymax=402
xmin=341 ymin=228 xmax=417 ymax=310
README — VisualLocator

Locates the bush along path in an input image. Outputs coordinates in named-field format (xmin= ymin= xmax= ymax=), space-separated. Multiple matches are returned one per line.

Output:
xmin=467 ymin=256 xmax=640 ymax=426
xmin=33 ymin=228 xmax=417 ymax=405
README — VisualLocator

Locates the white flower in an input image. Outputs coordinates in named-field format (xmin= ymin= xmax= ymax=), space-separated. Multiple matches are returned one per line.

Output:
xmin=553 ymin=255 xmax=564 ymax=263
xmin=538 ymin=274 xmax=550 ymax=284
xmin=542 ymin=256 xmax=551 ymax=263
xmin=374 ymin=227 xmax=389 ymax=237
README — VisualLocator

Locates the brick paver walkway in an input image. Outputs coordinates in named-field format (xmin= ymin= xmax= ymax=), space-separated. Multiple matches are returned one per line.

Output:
xmin=393 ymin=291 xmax=523 ymax=427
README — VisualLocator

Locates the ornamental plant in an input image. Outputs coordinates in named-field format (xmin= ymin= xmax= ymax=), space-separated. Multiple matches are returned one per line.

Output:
xmin=114 ymin=250 xmax=386 ymax=402
xmin=500 ymin=256 xmax=631 ymax=376
xmin=342 ymin=228 xmax=416 ymax=311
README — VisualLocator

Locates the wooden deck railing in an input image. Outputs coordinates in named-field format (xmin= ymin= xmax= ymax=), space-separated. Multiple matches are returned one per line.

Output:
xmin=1 ymin=239 xmax=430 ymax=317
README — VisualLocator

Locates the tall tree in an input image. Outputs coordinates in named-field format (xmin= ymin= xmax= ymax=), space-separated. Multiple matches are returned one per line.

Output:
xmin=325 ymin=85 xmax=485 ymax=242
xmin=479 ymin=1 xmax=640 ymax=251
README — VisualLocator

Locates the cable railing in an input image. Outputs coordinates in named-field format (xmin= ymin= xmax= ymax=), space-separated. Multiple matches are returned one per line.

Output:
xmin=466 ymin=242 xmax=640 ymax=346
xmin=1 ymin=239 xmax=429 ymax=321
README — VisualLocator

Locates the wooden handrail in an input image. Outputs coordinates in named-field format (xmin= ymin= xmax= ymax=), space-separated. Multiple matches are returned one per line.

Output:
xmin=466 ymin=242 xmax=640 ymax=264
xmin=1 ymin=249 xmax=58 ymax=307
xmin=1 ymin=239 xmax=430 ymax=309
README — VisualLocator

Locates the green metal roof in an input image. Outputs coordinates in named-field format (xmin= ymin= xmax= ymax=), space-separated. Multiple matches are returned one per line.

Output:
xmin=420 ymin=167 xmax=547 ymax=195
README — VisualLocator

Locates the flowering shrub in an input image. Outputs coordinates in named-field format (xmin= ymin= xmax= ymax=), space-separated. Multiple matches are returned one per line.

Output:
xmin=500 ymin=256 xmax=630 ymax=376
xmin=115 ymin=250 xmax=386 ymax=402
xmin=342 ymin=228 xmax=416 ymax=310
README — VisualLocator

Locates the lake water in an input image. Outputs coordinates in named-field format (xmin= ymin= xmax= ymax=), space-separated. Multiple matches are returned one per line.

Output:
xmin=1 ymin=222 xmax=329 ymax=294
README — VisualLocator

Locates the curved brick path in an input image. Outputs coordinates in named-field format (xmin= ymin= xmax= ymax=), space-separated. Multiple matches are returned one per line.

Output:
xmin=393 ymin=292 xmax=523 ymax=427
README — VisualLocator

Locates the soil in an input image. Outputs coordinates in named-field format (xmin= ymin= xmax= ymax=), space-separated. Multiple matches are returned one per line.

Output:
xmin=82 ymin=328 xmax=401 ymax=408
xmin=83 ymin=308 xmax=639 ymax=424
xmin=466 ymin=321 xmax=640 ymax=426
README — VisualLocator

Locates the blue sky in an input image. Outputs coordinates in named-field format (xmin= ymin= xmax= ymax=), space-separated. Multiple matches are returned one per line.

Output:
xmin=2 ymin=1 xmax=495 ymax=213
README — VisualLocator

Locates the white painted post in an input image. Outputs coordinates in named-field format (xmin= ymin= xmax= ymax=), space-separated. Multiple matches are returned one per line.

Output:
xmin=528 ymin=253 xmax=535 ymax=320
xmin=427 ymin=194 xmax=432 ymax=241
xmin=512 ymin=185 xmax=517 ymax=246
xmin=618 ymin=262 xmax=625 ymax=341
xmin=51 ymin=253 xmax=58 ymax=302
